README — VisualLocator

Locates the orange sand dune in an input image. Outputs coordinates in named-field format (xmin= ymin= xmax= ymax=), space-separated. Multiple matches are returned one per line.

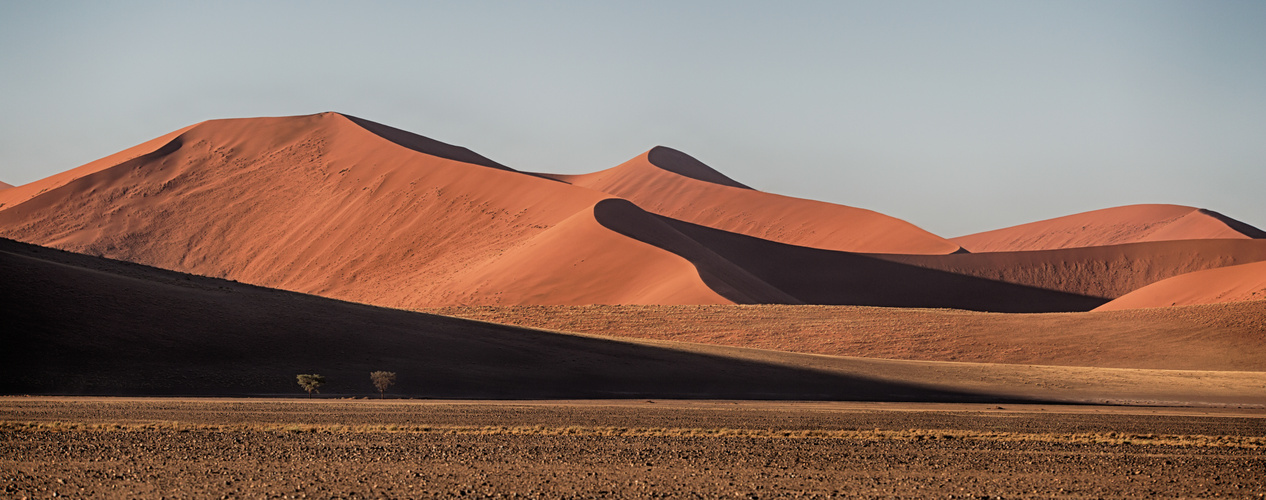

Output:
xmin=5 ymin=113 xmax=1263 ymax=312
xmin=8 ymin=236 xmax=1265 ymax=405
xmin=953 ymin=204 xmax=1265 ymax=252
xmin=430 ymin=301 xmax=1266 ymax=371
xmin=881 ymin=238 xmax=1266 ymax=299
xmin=0 ymin=113 xmax=738 ymax=308
xmin=461 ymin=199 xmax=795 ymax=305
xmin=647 ymin=215 xmax=1266 ymax=311
xmin=1096 ymin=261 xmax=1266 ymax=311
xmin=544 ymin=147 xmax=961 ymax=255
xmin=0 ymin=180 xmax=12 ymax=190
xmin=0 ymin=125 xmax=197 ymax=211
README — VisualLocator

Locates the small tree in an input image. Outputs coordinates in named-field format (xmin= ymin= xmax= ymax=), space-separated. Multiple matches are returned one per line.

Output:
xmin=296 ymin=374 xmax=325 ymax=398
xmin=370 ymin=371 xmax=396 ymax=399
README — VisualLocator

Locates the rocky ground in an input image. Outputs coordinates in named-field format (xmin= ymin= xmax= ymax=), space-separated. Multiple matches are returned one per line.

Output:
xmin=3 ymin=399 xmax=1264 ymax=498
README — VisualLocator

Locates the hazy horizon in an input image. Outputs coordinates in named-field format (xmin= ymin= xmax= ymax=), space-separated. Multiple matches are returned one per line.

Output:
xmin=2 ymin=1 xmax=1263 ymax=237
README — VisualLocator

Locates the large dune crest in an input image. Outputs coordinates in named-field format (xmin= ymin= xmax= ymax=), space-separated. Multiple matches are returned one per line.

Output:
xmin=2 ymin=112 xmax=1262 ymax=312
xmin=544 ymin=147 xmax=961 ymax=255
xmin=0 ymin=112 xmax=714 ymax=307
xmin=954 ymin=204 xmax=1265 ymax=252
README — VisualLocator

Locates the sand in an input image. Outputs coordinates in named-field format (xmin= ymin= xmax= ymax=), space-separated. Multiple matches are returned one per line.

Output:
xmin=4 ymin=237 xmax=1266 ymax=405
xmin=545 ymin=147 xmax=962 ymax=255
xmin=641 ymin=216 xmax=1266 ymax=311
xmin=953 ymin=204 xmax=1264 ymax=252
xmin=1097 ymin=259 xmax=1266 ymax=310
xmin=0 ymin=180 xmax=12 ymax=190
xmin=3 ymin=113 xmax=1264 ymax=312
xmin=426 ymin=301 xmax=1266 ymax=371
xmin=0 ymin=113 xmax=738 ymax=307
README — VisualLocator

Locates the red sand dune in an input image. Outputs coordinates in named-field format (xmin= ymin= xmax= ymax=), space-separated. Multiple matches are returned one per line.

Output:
xmin=953 ymin=204 xmax=1265 ymax=252
xmin=635 ymin=215 xmax=1266 ymax=311
xmin=0 ymin=180 xmax=12 ymax=190
xmin=0 ymin=113 xmax=743 ymax=307
xmin=3 ymin=112 xmax=1263 ymax=312
xmin=878 ymin=239 xmax=1266 ymax=300
xmin=1096 ymin=261 xmax=1266 ymax=311
xmin=543 ymin=147 xmax=961 ymax=255
xmin=8 ymin=236 xmax=1265 ymax=404
xmin=0 ymin=125 xmax=197 ymax=211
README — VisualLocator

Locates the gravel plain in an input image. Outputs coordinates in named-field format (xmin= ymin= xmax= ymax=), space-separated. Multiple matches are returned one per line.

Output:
xmin=4 ymin=398 xmax=1265 ymax=498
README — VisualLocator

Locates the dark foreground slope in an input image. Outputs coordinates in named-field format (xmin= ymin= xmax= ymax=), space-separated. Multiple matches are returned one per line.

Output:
xmin=0 ymin=238 xmax=963 ymax=400
xmin=4 ymin=238 xmax=1264 ymax=404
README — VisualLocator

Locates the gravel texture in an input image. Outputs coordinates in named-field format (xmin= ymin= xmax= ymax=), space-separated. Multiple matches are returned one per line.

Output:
xmin=4 ymin=399 xmax=1265 ymax=498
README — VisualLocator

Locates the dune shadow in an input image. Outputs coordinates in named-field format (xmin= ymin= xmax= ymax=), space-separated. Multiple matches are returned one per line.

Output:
xmin=592 ymin=199 xmax=1106 ymax=312
xmin=1198 ymin=208 xmax=1266 ymax=239
xmin=0 ymin=238 xmax=1042 ymax=403
xmin=646 ymin=146 xmax=752 ymax=189
xmin=340 ymin=114 xmax=514 ymax=172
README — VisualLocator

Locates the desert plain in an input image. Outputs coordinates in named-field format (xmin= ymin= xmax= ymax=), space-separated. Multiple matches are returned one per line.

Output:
xmin=2 ymin=112 xmax=1265 ymax=497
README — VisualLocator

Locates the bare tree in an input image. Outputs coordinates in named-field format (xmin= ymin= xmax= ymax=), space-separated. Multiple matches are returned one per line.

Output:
xmin=296 ymin=374 xmax=325 ymax=398
xmin=370 ymin=371 xmax=396 ymax=399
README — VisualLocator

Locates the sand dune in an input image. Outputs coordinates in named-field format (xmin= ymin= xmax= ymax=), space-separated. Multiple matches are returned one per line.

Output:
xmin=4 ymin=237 xmax=1263 ymax=405
xmin=953 ymin=204 xmax=1265 ymax=252
xmin=0 ymin=180 xmax=12 ymax=190
xmin=0 ymin=113 xmax=742 ymax=307
xmin=644 ymin=216 xmax=1266 ymax=311
xmin=1096 ymin=260 xmax=1266 ymax=311
xmin=0 ymin=124 xmax=197 ymax=211
xmin=459 ymin=199 xmax=796 ymax=305
xmin=878 ymin=238 xmax=1266 ymax=300
xmin=2 ymin=113 xmax=1262 ymax=312
xmin=544 ymin=147 xmax=961 ymax=255
xmin=429 ymin=302 xmax=1266 ymax=371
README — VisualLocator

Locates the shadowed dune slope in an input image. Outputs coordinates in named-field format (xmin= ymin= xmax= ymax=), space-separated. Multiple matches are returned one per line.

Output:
xmin=4 ymin=238 xmax=1264 ymax=405
xmin=545 ymin=147 xmax=961 ymax=255
xmin=954 ymin=204 xmax=1266 ymax=252
xmin=0 ymin=181 xmax=12 ymax=190
xmin=462 ymin=199 xmax=795 ymax=305
xmin=1096 ymin=261 xmax=1266 ymax=311
xmin=645 ymin=216 xmax=1266 ymax=311
xmin=880 ymin=239 xmax=1266 ymax=300
xmin=0 ymin=113 xmax=749 ymax=307
xmin=339 ymin=114 xmax=514 ymax=172
xmin=428 ymin=302 xmax=1266 ymax=371
xmin=0 ymin=237 xmax=954 ymax=400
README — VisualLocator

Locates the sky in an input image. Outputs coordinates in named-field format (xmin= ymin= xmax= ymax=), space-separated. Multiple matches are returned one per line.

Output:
xmin=1 ymin=1 xmax=1263 ymax=237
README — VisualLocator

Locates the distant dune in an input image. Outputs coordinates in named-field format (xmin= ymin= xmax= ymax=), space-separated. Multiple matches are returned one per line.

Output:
xmin=5 ymin=237 xmax=1263 ymax=405
xmin=0 ymin=113 xmax=734 ymax=307
xmin=4 ymin=112 xmax=1266 ymax=403
xmin=545 ymin=147 xmax=962 ymax=255
xmin=0 ymin=180 xmax=12 ymax=190
xmin=953 ymin=204 xmax=1265 ymax=252
xmin=1096 ymin=260 xmax=1266 ymax=311
xmin=2 ymin=112 xmax=1263 ymax=313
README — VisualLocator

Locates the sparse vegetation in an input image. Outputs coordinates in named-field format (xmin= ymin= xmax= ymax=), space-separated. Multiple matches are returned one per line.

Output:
xmin=370 ymin=371 xmax=397 ymax=398
xmin=296 ymin=374 xmax=325 ymax=398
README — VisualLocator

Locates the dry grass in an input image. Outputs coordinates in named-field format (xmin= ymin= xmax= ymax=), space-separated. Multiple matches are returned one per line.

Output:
xmin=5 ymin=420 xmax=1261 ymax=449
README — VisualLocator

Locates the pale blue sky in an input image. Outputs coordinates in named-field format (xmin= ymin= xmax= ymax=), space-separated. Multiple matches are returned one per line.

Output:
xmin=2 ymin=1 xmax=1263 ymax=236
